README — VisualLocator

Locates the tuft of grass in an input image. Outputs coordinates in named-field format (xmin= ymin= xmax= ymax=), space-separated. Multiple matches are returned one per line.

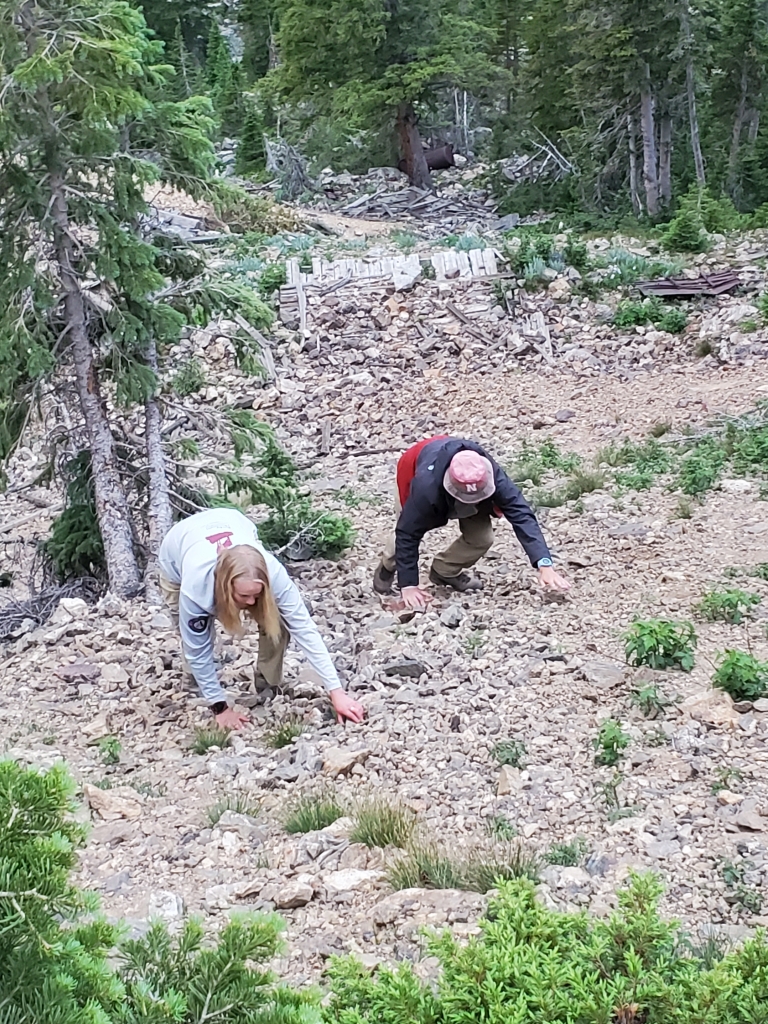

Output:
xmin=207 ymin=792 xmax=261 ymax=827
xmin=171 ymin=357 xmax=206 ymax=397
xmin=283 ymin=793 xmax=346 ymax=834
xmin=624 ymin=619 xmax=697 ymax=672
xmin=349 ymin=797 xmax=416 ymax=849
xmin=694 ymin=588 xmax=761 ymax=624
xmin=191 ymin=726 xmax=232 ymax=755
xmin=630 ymin=684 xmax=676 ymax=719
xmin=593 ymin=719 xmax=630 ymax=767
xmin=649 ymin=421 xmax=672 ymax=438
xmin=751 ymin=563 xmax=768 ymax=581
xmin=97 ymin=736 xmax=121 ymax=766
xmin=676 ymin=440 xmax=727 ymax=496
xmin=486 ymin=815 xmax=517 ymax=840
xmin=545 ymin=837 xmax=589 ymax=866
xmin=387 ymin=839 xmax=540 ymax=893
xmin=511 ymin=438 xmax=581 ymax=485
xmin=711 ymin=766 xmax=744 ymax=795
xmin=712 ymin=650 xmax=768 ymax=702
xmin=492 ymin=739 xmax=526 ymax=768
xmin=265 ymin=715 xmax=305 ymax=749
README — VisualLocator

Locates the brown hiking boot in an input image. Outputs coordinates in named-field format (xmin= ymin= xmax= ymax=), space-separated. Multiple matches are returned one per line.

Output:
xmin=373 ymin=563 xmax=396 ymax=594
xmin=429 ymin=567 xmax=484 ymax=592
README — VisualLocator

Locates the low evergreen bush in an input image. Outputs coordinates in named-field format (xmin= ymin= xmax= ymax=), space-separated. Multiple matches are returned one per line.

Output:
xmin=322 ymin=872 xmax=768 ymax=1024
xmin=0 ymin=760 xmax=315 ymax=1023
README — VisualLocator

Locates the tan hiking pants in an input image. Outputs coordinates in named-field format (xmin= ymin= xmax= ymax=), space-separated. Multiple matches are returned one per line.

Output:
xmin=379 ymin=494 xmax=494 ymax=581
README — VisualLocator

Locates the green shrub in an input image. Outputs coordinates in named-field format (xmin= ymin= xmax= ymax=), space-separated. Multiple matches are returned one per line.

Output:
xmin=258 ymin=262 xmax=288 ymax=298
xmin=593 ymin=719 xmax=630 ymax=766
xmin=545 ymin=836 xmax=589 ymax=866
xmin=191 ymin=725 xmax=232 ymax=754
xmin=97 ymin=735 xmax=121 ymax=765
xmin=324 ymin=871 xmax=768 ymax=1024
xmin=656 ymin=307 xmax=688 ymax=333
xmin=624 ymin=619 xmax=697 ymax=671
xmin=676 ymin=439 xmax=727 ymax=495
xmin=613 ymin=297 xmax=661 ymax=327
xmin=0 ymin=761 xmax=316 ymax=1023
xmin=713 ymin=650 xmax=768 ymax=702
xmin=258 ymin=498 xmax=355 ymax=559
xmin=283 ymin=793 xmax=346 ymax=834
xmin=694 ymin=588 xmax=761 ymax=624
xmin=492 ymin=739 xmax=526 ymax=767
xmin=511 ymin=438 xmax=581 ymax=485
xmin=46 ymin=451 xmax=106 ymax=581
xmin=350 ymin=797 xmax=416 ymax=849
xmin=563 ymin=235 xmax=591 ymax=272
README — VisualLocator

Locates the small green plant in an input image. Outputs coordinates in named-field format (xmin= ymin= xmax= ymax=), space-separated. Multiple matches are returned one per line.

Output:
xmin=629 ymin=684 xmax=676 ymax=719
xmin=257 ymin=262 xmax=287 ymax=298
xmin=624 ymin=619 xmax=697 ymax=671
xmin=694 ymin=588 xmax=761 ymax=624
xmin=649 ymin=421 xmax=672 ymax=437
xmin=674 ymin=497 xmax=693 ymax=519
xmin=563 ymin=235 xmax=591 ymax=272
xmin=712 ymin=649 xmax=768 ymax=702
xmin=349 ymin=797 xmax=416 ymax=849
xmin=512 ymin=438 xmax=581 ymax=485
xmin=258 ymin=497 xmax=355 ymax=559
xmin=656 ymin=307 xmax=688 ymax=334
xmin=492 ymin=739 xmax=526 ymax=768
xmin=751 ymin=563 xmax=768 ymax=580
xmin=463 ymin=630 xmax=487 ymax=657
xmin=391 ymin=229 xmax=417 ymax=251
xmin=741 ymin=319 xmax=758 ymax=333
xmin=720 ymin=859 xmax=764 ymax=915
xmin=676 ymin=438 xmax=727 ymax=495
xmin=613 ymin=297 xmax=662 ymax=328
xmin=486 ymin=815 xmax=517 ymax=840
xmin=207 ymin=792 xmax=261 ymax=826
xmin=596 ymin=771 xmax=638 ymax=821
xmin=171 ymin=357 xmax=206 ymax=396
xmin=265 ymin=715 xmax=305 ymax=749
xmin=563 ymin=468 xmax=606 ymax=499
xmin=711 ymin=766 xmax=744 ymax=794
xmin=191 ymin=725 xmax=232 ymax=754
xmin=544 ymin=837 xmax=589 ymax=866
xmin=97 ymin=735 xmax=121 ymax=765
xmin=593 ymin=719 xmax=630 ymax=766
xmin=283 ymin=793 xmax=345 ymax=834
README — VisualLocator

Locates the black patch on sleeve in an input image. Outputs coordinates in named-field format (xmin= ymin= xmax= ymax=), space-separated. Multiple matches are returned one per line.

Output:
xmin=188 ymin=615 xmax=210 ymax=634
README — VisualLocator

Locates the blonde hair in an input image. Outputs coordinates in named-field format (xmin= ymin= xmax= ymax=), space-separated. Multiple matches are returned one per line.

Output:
xmin=213 ymin=545 xmax=282 ymax=642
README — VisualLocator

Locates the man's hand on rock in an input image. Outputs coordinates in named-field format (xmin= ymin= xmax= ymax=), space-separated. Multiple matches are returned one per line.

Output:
xmin=538 ymin=566 xmax=570 ymax=592
xmin=401 ymin=586 xmax=433 ymax=610
xmin=215 ymin=707 xmax=250 ymax=730
xmin=330 ymin=688 xmax=366 ymax=724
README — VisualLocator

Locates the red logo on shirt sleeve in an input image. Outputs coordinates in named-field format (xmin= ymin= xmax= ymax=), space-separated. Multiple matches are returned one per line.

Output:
xmin=206 ymin=531 xmax=234 ymax=552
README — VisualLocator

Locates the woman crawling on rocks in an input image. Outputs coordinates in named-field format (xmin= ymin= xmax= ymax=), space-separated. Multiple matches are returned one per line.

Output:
xmin=158 ymin=508 xmax=365 ymax=730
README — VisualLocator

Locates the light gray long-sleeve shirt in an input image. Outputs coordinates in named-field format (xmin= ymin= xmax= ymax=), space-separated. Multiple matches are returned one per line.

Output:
xmin=158 ymin=508 xmax=342 ymax=704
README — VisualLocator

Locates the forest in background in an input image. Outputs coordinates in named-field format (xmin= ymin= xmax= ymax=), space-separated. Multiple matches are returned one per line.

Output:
xmin=142 ymin=0 xmax=768 ymax=219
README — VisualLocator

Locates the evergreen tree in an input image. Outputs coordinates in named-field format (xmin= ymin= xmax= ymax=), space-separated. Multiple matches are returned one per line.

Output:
xmin=273 ymin=0 xmax=497 ymax=187
xmin=236 ymin=101 xmax=267 ymax=173
xmin=239 ymin=0 xmax=276 ymax=81
xmin=0 ymin=0 xmax=215 ymax=595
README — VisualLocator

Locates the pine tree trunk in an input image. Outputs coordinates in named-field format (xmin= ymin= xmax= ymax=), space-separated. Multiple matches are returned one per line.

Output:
xmin=397 ymin=103 xmax=432 ymax=189
xmin=144 ymin=337 xmax=173 ymax=603
xmin=639 ymin=70 xmax=659 ymax=217
xmin=627 ymin=112 xmax=642 ymax=215
xmin=728 ymin=66 xmax=750 ymax=193
xmin=48 ymin=175 xmax=142 ymax=597
xmin=681 ymin=0 xmax=706 ymax=186
xmin=658 ymin=113 xmax=673 ymax=207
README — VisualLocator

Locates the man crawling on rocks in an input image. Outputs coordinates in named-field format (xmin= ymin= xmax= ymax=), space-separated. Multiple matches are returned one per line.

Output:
xmin=374 ymin=435 xmax=570 ymax=610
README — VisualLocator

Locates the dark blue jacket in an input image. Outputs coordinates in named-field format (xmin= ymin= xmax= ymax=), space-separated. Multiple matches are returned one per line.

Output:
xmin=395 ymin=437 xmax=550 ymax=588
